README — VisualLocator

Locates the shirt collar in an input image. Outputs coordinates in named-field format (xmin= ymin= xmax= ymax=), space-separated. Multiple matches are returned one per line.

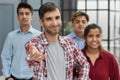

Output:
xmin=99 ymin=50 xmax=104 ymax=58
xmin=82 ymin=49 xmax=103 ymax=59
xmin=69 ymin=32 xmax=84 ymax=40
xmin=40 ymin=32 xmax=50 ymax=46
xmin=16 ymin=25 xmax=34 ymax=34
xmin=40 ymin=32 xmax=67 ymax=46
xmin=69 ymin=32 xmax=77 ymax=39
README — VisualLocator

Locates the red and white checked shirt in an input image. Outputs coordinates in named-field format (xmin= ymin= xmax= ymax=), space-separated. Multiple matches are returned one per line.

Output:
xmin=25 ymin=32 xmax=90 ymax=80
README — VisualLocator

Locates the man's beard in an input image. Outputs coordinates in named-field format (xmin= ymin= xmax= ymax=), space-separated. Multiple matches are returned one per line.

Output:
xmin=45 ymin=29 xmax=60 ymax=36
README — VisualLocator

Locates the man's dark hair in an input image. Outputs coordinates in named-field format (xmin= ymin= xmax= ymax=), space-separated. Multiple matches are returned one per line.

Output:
xmin=17 ymin=2 xmax=33 ymax=15
xmin=72 ymin=11 xmax=89 ymax=22
xmin=38 ymin=2 xmax=61 ymax=19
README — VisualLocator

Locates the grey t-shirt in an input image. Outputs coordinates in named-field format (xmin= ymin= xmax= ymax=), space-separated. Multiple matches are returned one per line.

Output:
xmin=46 ymin=41 xmax=66 ymax=80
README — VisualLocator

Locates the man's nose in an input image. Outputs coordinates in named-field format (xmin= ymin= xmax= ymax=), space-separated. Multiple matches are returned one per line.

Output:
xmin=23 ymin=13 xmax=27 ymax=18
xmin=52 ymin=19 xmax=57 ymax=26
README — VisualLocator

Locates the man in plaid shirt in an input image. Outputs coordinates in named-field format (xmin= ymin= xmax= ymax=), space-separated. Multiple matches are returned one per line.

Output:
xmin=25 ymin=2 xmax=90 ymax=80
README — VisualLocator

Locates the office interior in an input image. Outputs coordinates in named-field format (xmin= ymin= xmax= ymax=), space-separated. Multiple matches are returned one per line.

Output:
xmin=0 ymin=0 xmax=120 ymax=76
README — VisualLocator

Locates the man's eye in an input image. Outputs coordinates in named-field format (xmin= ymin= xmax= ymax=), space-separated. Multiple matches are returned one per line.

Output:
xmin=88 ymin=35 xmax=93 ymax=38
xmin=46 ymin=18 xmax=51 ymax=21
xmin=19 ymin=12 xmax=24 ymax=15
xmin=56 ymin=16 xmax=60 ymax=20
xmin=25 ymin=12 xmax=30 ymax=15
xmin=75 ymin=20 xmax=80 ymax=24
xmin=82 ymin=21 xmax=87 ymax=24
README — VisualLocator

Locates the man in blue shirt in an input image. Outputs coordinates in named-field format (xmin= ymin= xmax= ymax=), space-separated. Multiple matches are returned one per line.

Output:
xmin=67 ymin=11 xmax=89 ymax=80
xmin=1 ymin=3 xmax=41 ymax=80
xmin=67 ymin=11 xmax=89 ymax=49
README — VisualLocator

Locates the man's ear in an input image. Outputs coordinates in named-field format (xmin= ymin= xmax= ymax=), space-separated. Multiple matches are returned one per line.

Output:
xmin=31 ymin=15 xmax=34 ymax=20
xmin=71 ymin=21 xmax=74 ymax=28
xmin=39 ymin=19 xmax=43 ymax=27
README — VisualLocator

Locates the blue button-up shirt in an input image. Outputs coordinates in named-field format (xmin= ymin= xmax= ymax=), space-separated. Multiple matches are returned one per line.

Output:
xmin=1 ymin=26 xmax=41 ymax=79
xmin=67 ymin=32 xmax=85 ymax=49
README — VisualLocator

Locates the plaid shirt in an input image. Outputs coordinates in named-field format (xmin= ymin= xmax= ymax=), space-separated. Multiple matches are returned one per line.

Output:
xmin=25 ymin=32 xmax=90 ymax=80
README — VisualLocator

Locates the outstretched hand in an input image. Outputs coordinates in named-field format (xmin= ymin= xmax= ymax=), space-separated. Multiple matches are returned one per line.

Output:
xmin=27 ymin=43 xmax=46 ymax=62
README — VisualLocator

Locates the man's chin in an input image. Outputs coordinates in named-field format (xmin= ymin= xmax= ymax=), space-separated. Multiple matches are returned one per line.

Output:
xmin=22 ymin=23 xmax=29 ymax=26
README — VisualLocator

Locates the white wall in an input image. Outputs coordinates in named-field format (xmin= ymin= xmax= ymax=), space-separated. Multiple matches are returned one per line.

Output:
xmin=0 ymin=0 xmax=21 ymax=29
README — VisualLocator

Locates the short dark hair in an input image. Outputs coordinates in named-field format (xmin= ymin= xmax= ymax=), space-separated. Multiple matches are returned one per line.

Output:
xmin=17 ymin=2 xmax=33 ymax=15
xmin=71 ymin=11 xmax=89 ymax=22
xmin=38 ymin=2 xmax=61 ymax=19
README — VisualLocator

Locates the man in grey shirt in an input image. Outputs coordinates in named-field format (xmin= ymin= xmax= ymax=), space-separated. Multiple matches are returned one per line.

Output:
xmin=25 ymin=2 xmax=90 ymax=80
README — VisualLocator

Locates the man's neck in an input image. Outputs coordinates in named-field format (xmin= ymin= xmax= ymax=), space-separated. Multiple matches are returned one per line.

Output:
xmin=75 ymin=32 xmax=84 ymax=39
xmin=20 ymin=25 xmax=30 ymax=33
xmin=45 ymin=32 xmax=59 ymax=42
